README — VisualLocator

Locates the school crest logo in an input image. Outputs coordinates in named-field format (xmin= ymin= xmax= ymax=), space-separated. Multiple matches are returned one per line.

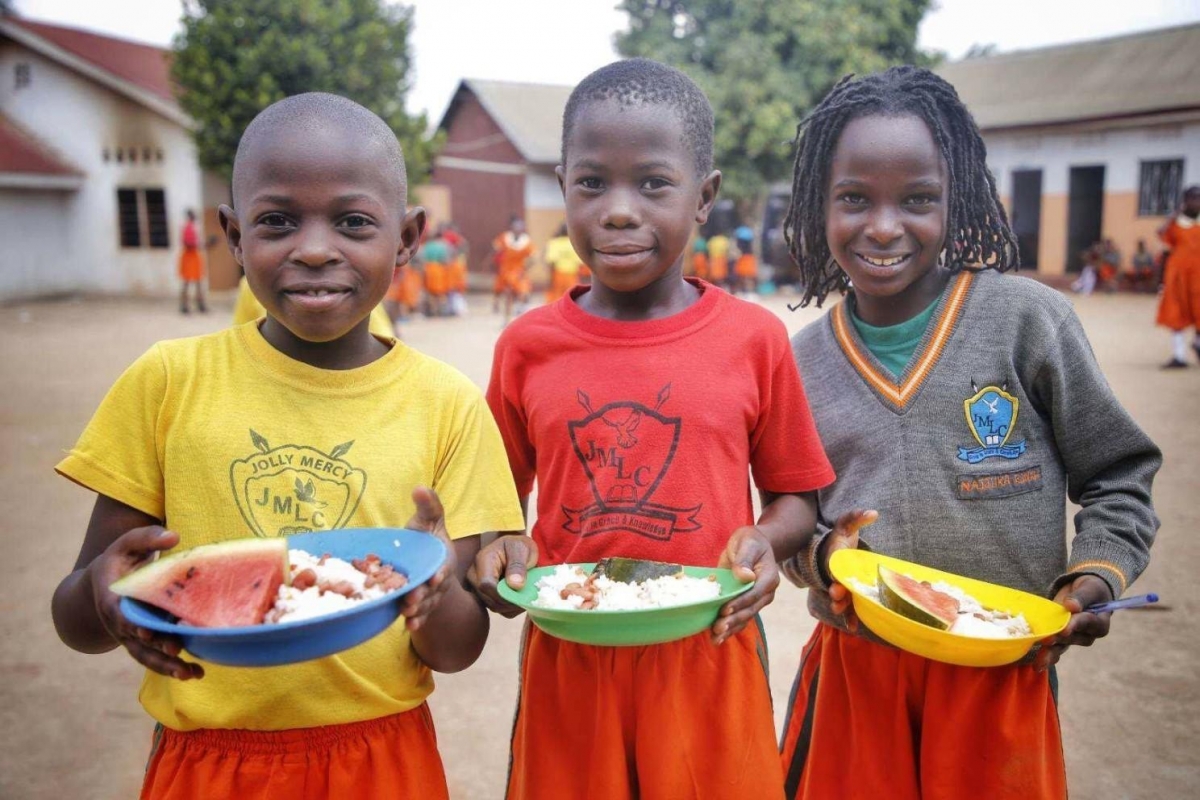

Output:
xmin=957 ymin=382 xmax=1027 ymax=463
xmin=562 ymin=385 xmax=702 ymax=540
xmin=229 ymin=429 xmax=367 ymax=536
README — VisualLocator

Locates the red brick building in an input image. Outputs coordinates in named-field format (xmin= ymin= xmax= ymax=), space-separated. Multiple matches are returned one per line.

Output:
xmin=432 ymin=78 xmax=572 ymax=285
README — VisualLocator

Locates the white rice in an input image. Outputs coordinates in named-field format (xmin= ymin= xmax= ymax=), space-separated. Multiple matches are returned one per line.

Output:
xmin=269 ymin=549 xmax=390 ymax=623
xmin=848 ymin=575 xmax=1032 ymax=638
xmin=532 ymin=564 xmax=722 ymax=611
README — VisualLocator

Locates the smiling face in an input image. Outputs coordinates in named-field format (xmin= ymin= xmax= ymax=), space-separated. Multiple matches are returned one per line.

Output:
xmin=220 ymin=124 xmax=422 ymax=357
xmin=557 ymin=100 xmax=719 ymax=299
xmin=826 ymin=114 xmax=949 ymax=326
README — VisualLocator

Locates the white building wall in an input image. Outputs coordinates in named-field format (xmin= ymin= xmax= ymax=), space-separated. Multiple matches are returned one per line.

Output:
xmin=986 ymin=121 xmax=1200 ymax=196
xmin=523 ymin=166 xmax=563 ymax=210
xmin=0 ymin=189 xmax=74 ymax=296
xmin=0 ymin=42 xmax=203 ymax=297
xmin=979 ymin=119 xmax=1200 ymax=275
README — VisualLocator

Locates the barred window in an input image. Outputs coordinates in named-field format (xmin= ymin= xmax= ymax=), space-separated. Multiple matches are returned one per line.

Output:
xmin=1138 ymin=159 xmax=1184 ymax=216
xmin=117 ymin=189 xmax=141 ymax=247
xmin=116 ymin=188 xmax=170 ymax=249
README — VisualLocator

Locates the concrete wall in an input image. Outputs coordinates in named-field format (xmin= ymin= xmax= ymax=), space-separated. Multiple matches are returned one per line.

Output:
xmin=986 ymin=119 xmax=1200 ymax=275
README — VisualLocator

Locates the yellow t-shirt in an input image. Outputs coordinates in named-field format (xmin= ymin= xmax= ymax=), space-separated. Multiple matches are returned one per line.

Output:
xmin=544 ymin=236 xmax=583 ymax=277
xmin=56 ymin=323 xmax=525 ymax=731
xmin=232 ymin=276 xmax=394 ymax=339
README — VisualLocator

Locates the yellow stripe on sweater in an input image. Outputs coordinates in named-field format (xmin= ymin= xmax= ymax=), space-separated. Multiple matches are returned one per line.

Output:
xmin=832 ymin=271 xmax=975 ymax=411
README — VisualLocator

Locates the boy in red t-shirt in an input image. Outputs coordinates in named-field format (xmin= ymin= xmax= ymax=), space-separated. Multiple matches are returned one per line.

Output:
xmin=469 ymin=59 xmax=862 ymax=799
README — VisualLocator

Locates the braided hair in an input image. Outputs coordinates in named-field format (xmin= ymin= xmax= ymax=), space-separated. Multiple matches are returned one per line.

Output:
xmin=784 ymin=66 xmax=1018 ymax=308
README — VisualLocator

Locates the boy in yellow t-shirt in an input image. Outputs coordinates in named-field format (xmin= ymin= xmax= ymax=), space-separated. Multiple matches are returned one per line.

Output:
xmin=50 ymin=93 xmax=524 ymax=800
xmin=544 ymin=223 xmax=582 ymax=303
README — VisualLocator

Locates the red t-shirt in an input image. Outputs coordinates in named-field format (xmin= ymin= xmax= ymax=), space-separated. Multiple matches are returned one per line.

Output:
xmin=487 ymin=280 xmax=835 ymax=567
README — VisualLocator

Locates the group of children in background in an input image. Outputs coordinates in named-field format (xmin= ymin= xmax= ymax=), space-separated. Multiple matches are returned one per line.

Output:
xmin=53 ymin=57 xmax=1163 ymax=800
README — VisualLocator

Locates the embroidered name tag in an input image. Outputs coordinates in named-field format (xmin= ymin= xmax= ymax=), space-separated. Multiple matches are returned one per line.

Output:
xmin=957 ymin=465 xmax=1043 ymax=500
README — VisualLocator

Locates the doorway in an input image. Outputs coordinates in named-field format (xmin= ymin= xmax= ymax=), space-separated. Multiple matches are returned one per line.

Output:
xmin=1010 ymin=170 xmax=1042 ymax=270
xmin=1066 ymin=166 xmax=1105 ymax=273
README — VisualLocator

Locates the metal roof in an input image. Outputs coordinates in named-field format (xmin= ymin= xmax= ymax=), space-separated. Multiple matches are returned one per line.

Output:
xmin=935 ymin=23 xmax=1200 ymax=131
xmin=442 ymin=78 xmax=573 ymax=165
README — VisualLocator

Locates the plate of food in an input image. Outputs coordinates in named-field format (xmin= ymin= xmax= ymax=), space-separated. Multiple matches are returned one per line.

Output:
xmin=497 ymin=557 xmax=753 ymax=646
xmin=115 ymin=528 xmax=446 ymax=667
xmin=829 ymin=549 xmax=1070 ymax=667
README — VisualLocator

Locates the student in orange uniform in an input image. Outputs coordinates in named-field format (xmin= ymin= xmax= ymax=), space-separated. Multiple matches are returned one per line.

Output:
xmin=443 ymin=224 xmax=469 ymax=316
xmin=734 ymin=223 xmax=758 ymax=296
xmin=50 ymin=93 xmax=524 ymax=800
xmin=691 ymin=235 xmax=709 ymax=279
xmin=544 ymin=223 xmax=583 ymax=303
xmin=1156 ymin=186 xmax=1200 ymax=368
xmin=492 ymin=216 xmax=534 ymax=323
xmin=470 ymin=59 xmax=848 ymax=800
xmin=421 ymin=227 xmax=451 ymax=317
xmin=178 ymin=209 xmax=207 ymax=314
xmin=707 ymin=229 xmax=730 ymax=288
xmin=777 ymin=67 xmax=1160 ymax=800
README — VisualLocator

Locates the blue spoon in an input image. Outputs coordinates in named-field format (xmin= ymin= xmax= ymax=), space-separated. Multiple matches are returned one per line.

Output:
xmin=1084 ymin=593 xmax=1159 ymax=614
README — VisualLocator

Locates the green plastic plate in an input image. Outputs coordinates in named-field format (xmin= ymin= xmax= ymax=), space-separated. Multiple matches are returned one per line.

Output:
xmin=497 ymin=563 xmax=753 ymax=646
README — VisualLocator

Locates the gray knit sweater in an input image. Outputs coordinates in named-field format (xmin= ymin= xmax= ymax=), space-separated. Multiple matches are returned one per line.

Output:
xmin=785 ymin=269 xmax=1161 ymax=632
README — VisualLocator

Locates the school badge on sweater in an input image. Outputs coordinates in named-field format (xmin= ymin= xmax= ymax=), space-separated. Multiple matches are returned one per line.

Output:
xmin=957 ymin=382 xmax=1027 ymax=463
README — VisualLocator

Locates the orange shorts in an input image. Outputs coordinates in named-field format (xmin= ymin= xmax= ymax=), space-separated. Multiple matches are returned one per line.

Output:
xmin=178 ymin=250 xmax=203 ymax=282
xmin=780 ymin=625 xmax=1065 ymax=800
xmin=709 ymin=257 xmax=728 ymax=282
xmin=425 ymin=262 xmax=449 ymax=296
xmin=508 ymin=620 xmax=783 ymax=800
xmin=141 ymin=704 xmax=448 ymax=800
xmin=450 ymin=260 xmax=468 ymax=293
xmin=735 ymin=254 xmax=757 ymax=278
xmin=546 ymin=270 xmax=576 ymax=303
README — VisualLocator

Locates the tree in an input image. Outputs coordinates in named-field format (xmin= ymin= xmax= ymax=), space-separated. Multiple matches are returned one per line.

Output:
xmin=171 ymin=0 xmax=438 ymax=182
xmin=615 ymin=0 xmax=936 ymax=208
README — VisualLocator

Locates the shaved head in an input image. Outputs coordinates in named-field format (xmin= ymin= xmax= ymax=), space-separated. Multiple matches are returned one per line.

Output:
xmin=231 ymin=93 xmax=407 ymax=208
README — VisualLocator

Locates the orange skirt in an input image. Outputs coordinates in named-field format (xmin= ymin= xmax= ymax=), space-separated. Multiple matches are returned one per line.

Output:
xmin=141 ymin=705 xmax=448 ymax=800
xmin=780 ymin=625 xmax=1065 ymax=800
xmin=692 ymin=253 xmax=709 ymax=280
xmin=735 ymin=254 xmax=758 ymax=278
xmin=178 ymin=250 xmax=203 ymax=282
xmin=508 ymin=621 xmax=783 ymax=799
xmin=1156 ymin=253 xmax=1200 ymax=330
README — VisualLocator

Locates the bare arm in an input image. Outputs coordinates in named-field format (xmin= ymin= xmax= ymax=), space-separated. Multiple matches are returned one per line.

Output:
xmin=51 ymin=494 xmax=202 ymax=678
xmin=711 ymin=490 xmax=817 ymax=644
xmin=410 ymin=535 xmax=490 ymax=673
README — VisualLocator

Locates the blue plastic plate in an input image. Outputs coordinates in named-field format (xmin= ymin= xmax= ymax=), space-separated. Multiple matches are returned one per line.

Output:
xmin=119 ymin=528 xmax=446 ymax=667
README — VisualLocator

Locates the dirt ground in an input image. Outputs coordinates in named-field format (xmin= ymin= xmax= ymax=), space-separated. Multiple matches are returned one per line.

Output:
xmin=1 ymin=285 xmax=1197 ymax=799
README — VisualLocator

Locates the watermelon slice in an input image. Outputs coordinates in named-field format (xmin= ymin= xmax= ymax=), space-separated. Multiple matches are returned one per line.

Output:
xmin=112 ymin=538 xmax=289 ymax=628
xmin=877 ymin=565 xmax=960 ymax=631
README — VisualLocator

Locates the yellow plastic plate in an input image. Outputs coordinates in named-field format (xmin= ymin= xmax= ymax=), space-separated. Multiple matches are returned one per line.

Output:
xmin=829 ymin=550 xmax=1070 ymax=667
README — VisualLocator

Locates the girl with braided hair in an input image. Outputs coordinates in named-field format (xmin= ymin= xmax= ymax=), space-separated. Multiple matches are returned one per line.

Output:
xmin=778 ymin=66 xmax=1160 ymax=799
